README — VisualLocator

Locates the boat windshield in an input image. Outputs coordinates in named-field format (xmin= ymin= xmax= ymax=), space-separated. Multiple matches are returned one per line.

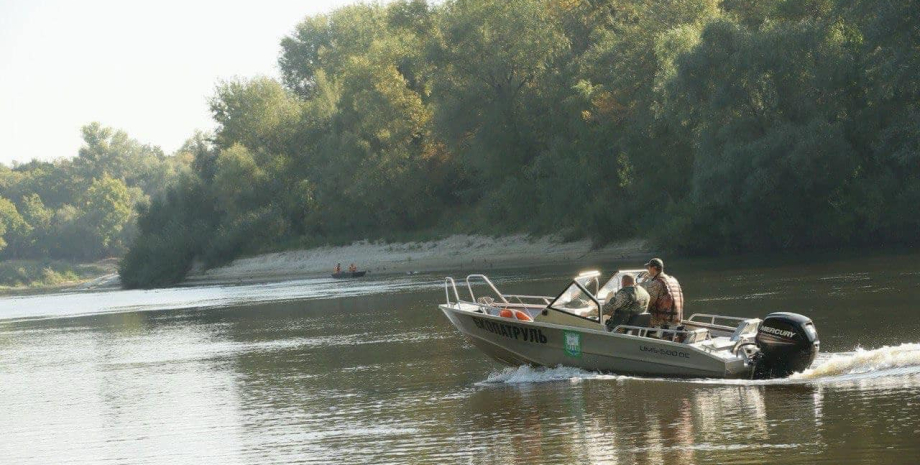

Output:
xmin=597 ymin=269 xmax=647 ymax=303
xmin=574 ymin=271 xmax=600 ymax=296
xmin=549 ymin=282 xmax=600 ymax=320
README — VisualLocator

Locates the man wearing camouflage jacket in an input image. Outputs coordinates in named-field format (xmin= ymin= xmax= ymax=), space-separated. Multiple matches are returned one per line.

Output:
xmin=603 ymin=274 xmax=649 ymax=331
xmin=640 ymin=258 xmax=684 ymax=327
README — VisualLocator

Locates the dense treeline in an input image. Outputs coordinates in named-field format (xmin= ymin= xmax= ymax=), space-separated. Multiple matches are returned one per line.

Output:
xmin=0 ymin=123 xmax=190 ymax=262
xmin=120 ymin=0 xmax=919 ymax=288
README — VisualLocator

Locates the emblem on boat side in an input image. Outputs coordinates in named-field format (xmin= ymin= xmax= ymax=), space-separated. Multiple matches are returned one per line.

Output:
xmin=564 ymin=331 xmax=582 ymax=358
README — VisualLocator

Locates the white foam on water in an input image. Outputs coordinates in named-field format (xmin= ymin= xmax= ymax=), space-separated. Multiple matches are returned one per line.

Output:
xmin=479 ymin=365 xmax=623 ymax=385
xmin=790 ymin=343 xmax=920 ymax=380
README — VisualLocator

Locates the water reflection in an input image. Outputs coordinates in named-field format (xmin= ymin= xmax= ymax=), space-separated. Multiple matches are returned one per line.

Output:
xmin=2 ymin=251 xmax=920 ymax=463
xmin=0 ymin=312 xmax=245 ymax=464
xmin=462 ymin=379 xmax=833 ymax=465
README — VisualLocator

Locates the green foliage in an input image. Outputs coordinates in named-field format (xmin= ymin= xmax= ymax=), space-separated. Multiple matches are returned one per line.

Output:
xmin=119 ymin=176 xmax=219 ymax=288
xmin=431 ymin=0 xmax=569 ymax=179
xmin=650 ymin=5 xmax=915 ymax=252
xmin=210 ymin=78 xmax=305 ymax=154
xmin=0 ymin=259 xmax=106 ymax=289
xmin=120 ymin=0 xmax=920 ymax=287
xmin=81 ymin=175 xmax=136 ymax=255
xmin=0 ymin=196 xmax=29 ymax=253
xmin=0 ymin=124 xmax=191 ymax=262
xmin=76 ymin=122 xmax=182 ymax=194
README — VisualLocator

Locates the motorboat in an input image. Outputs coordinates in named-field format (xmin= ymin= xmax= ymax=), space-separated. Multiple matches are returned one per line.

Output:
xmin=438 ymin=271 xmax=820 ymax=379
xmin=332 ymin=271 xmax=367 ymax=279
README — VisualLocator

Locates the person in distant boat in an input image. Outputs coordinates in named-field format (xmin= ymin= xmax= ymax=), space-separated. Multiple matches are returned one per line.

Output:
xmin=348 ymin=263 xmax=357 ymax=272
xmin=603 ymin=274 xmax=649 ymax=331
xmin=640 ymin=258 xmax=684 ymax=327
xmin=335 ymin=263 xmax=342 ymax=274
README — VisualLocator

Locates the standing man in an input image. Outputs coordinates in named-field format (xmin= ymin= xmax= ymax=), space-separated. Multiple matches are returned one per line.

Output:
xmin=640 ymin=258 xmax=684 ymax=327
xmin=602 ymin=274 xmax=650 ymax=331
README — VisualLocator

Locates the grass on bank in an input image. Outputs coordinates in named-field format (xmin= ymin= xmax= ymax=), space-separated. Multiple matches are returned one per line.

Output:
xmin=0 ymin=259 xmax=111 ymax=290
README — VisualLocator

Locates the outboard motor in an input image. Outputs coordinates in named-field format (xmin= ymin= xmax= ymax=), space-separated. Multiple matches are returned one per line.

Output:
xmin=753 ymin=312 xmax=820 ymax=379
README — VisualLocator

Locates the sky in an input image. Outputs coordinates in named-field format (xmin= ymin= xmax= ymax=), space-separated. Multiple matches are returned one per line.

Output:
xmin=0 ymin=0 xmax=363 ymax=165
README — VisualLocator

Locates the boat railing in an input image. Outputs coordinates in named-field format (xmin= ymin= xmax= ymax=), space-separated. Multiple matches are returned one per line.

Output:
xmin=686 ymin=313 xmax=751 ymax=329
xmin=503 ymin=294 xmax=553 ymax=306
xmin=613 ymin=324 xmax=712 ymax=342
xmin=468 ymin=301 xmax=546 ymax=314
xmin=465 ymin=274 xmax=510 ymax=305
xmin=445 ymin=275 xmax=550 ymax=309
xmin=444 ymin=277 xmax=461 ymax=305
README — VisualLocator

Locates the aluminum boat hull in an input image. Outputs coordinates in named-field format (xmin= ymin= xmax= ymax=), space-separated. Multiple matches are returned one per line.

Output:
xmin=440 ymin=304 xmax=753 ymax=379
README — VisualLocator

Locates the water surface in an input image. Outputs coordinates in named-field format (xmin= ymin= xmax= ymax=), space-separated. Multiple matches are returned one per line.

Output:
xmin=2 ymin=252 xmax=919 ymax=464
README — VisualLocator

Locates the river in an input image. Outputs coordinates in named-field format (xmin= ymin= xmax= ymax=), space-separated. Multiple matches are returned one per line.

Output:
xmin=1 ymin=251 xmax=919 ymax=464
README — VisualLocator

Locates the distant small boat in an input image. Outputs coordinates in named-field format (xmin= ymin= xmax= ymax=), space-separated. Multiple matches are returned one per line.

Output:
xmin=332 ymin=271 xmax=367 ymax=279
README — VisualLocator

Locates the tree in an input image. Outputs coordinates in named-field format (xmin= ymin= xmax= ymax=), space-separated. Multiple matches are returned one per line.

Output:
xmin=14 ymin=194 xmax=53 ymax=256
xmin=119 ymin=175 xmax=220 ymax=288
xmin=80 ymin=175 xmax=135 ymax=256
xmin=119 ymin=0 xmax=920 ymax=287
xmin=212 ymin=144 xmax=269 ymax=214
xmin=431 ymin=0 xmax=569 ymax=179
xmin=279 ymin=4 xmax=388 ymax=98
xmin=0 ymin=196 xmax=29 ymax=254
xmin=656 ymin=12 xmax=867 ymax=251
xmin=76 ymin=123 xmax=168 ymax=193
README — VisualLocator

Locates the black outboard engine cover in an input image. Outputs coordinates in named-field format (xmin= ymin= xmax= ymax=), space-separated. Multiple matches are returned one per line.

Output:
xmin=753 ymin=312 xmax=820 ymax=379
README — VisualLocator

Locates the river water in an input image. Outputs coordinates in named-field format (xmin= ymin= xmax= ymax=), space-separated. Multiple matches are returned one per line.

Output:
xmin=1 ymin=251 xmax=919 ymax=464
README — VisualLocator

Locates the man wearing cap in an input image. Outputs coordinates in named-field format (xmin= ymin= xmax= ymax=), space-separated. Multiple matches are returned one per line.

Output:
xmin=640 ymin=258 xmax=684 ymax=327
xmin=602 ymin=274 xmax=649 ymax=331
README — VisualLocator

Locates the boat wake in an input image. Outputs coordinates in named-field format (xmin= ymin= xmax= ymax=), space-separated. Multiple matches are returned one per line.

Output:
xmin=790 ymin=343 xmax=920 ymax=380
xmin=479 ymin=365 xmax=624 ymax=385
xmin=479 ymin=343 xmax=920 ymax=387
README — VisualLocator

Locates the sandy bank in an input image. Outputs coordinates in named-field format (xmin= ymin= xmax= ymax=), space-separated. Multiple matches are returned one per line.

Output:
xmin=185 ymin=235 xmax=649 ymax=285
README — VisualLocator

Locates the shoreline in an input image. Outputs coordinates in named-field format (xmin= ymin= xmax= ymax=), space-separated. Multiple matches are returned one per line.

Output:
xmin=4 ymin=235 xmax=648 ymax=294
xmin=0 ymin=259 xmax=120 ymax=296
xmin=184 ymin=235 xmax=649 ymax=285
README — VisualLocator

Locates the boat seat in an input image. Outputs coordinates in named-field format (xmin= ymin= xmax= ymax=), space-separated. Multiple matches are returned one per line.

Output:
xmin=681 ymin=328 xmax=710 ymax=343
xmin=622 ymin=313 xmax=651 ymax=335
xmin=627 ymin=313 xmax=651 ymax=327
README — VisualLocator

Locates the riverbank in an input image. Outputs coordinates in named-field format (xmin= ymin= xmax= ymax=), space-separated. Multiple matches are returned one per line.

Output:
xmin=0 ymin=259 xmax=119 ymax=295
xmin=184 ymin=235 xmax=649 ymax=285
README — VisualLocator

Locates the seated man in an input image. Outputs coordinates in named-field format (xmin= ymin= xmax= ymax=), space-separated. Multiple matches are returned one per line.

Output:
xmin=602 ymin=274 xmax=650 ymax=331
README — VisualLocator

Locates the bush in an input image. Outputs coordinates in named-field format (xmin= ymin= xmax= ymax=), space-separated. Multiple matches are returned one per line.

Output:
xmin=0 ymin=260 xmax=97 ymax=289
